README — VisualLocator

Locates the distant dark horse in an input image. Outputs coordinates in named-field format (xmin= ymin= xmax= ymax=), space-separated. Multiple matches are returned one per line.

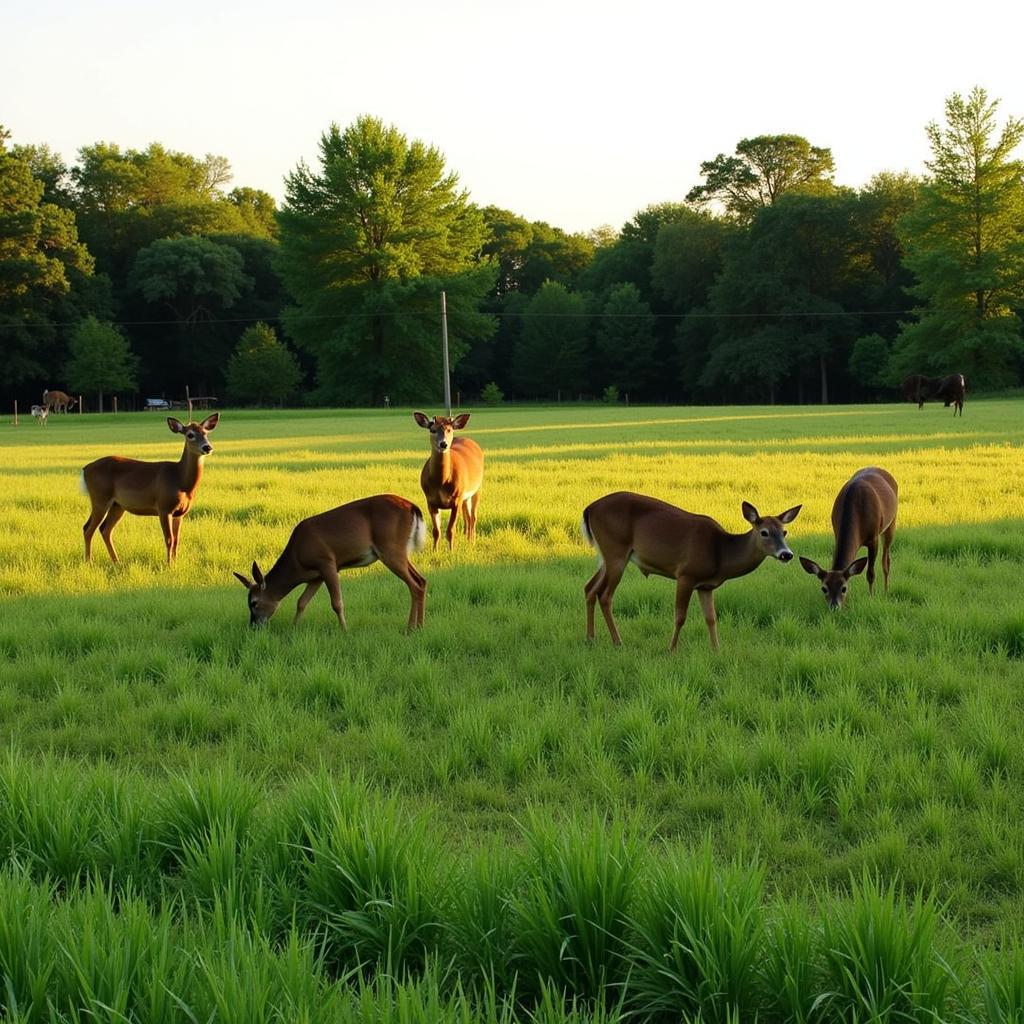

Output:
xmin=901 ymin=374 xmax=966 ymax=416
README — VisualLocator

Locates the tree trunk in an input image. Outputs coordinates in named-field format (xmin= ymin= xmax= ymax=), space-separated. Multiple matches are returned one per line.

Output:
xmin=819 ymin=353 xmax=829 ymax=404
xmin=98 ymin=391 xmax=104 ymax=414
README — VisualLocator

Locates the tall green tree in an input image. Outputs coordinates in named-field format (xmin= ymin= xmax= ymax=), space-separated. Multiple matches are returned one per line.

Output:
xmin=277 ymin=116 xmax=495 ymax=404
xmin=894 ymin=87 xmax=1024 ymax=386
xmin=226 ymin=322 xmax=302 ymax=405
xmin=65 ymin=315 xmax=137 ymax=411
xmin=686 ymin=135 xmax=835 ymax=220
xmin=512 ymin=281 xmax=588 ymax=398
xmin=595 ymin=283 xmax=657 ymax=398
xmin=0 ymin=127 xmax=94 ymax=387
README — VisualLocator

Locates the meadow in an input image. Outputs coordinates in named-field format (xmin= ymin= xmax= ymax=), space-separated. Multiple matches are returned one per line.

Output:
xmin=1 ymin=400 xmax=1023 ymax=1022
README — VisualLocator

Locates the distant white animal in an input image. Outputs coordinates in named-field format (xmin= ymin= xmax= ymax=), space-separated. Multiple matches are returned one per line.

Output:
xmin=31 ymin=404 xmax=49 ymax=425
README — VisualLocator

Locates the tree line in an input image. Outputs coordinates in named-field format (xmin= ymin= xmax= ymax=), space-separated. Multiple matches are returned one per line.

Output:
xmin=2 ymin=86 xmax=1022 ymax=410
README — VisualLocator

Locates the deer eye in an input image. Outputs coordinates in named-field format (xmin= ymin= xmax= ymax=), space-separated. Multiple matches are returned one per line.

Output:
xmin=782 ymin=530 xmax=788 ymax=537
xmin=760 ymin=529 xmax=769 ymax=537
xmin=841 ymin=585 xmax=848 ymax=593
xmin=821 ymin=586 xmax=828 ymax=594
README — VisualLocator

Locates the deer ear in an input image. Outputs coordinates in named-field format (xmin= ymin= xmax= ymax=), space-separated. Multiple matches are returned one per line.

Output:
xmin=741 ymin=501 xmax=760 ymax=525
xmin=251 ymin=561 xmax=266 ymax=589
xmin=200 ymin=413 xmax=219 ymax=431
xmin=778 ymin=504 xmax=802 ymax=524
xmin=844 ymin=556 xmax=869 ymax=578
xmin=167 ymin=417 xmax=184 ymax=433
xmin=799 ymin=556 xmax=824 ymax=578
xmin=233 ymin=571 xmax=254 ymax=589
xmin=413 ymin=412 xmax=431 ymax=429
xmin=451 ymin=413 xmax=471 ymax=429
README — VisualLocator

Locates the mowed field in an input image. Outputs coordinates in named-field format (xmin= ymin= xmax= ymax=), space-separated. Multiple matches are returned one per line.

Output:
xmin=1 ymin=400 xmax=1023 ymax=1022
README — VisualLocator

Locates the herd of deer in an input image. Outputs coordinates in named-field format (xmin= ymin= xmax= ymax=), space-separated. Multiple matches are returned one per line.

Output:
xmin=78 ymin=406 xmax=910 ymax=650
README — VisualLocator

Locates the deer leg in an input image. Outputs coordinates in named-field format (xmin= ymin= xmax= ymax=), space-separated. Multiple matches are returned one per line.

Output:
xmin=584 ymin=565 xmax=605 ymax=641
xmin=595 ymin=560 xmax=626 ymax=647
xmin=98 ymin=505 xmax=127 ymax=564
xmin=83 ymin=501 xmax=113 ymax=563
xmin=669 ymin=577 xmax=695 ymax=652
xmin=378 ymin=549 xmax=427 ymax=631
xmin=293 ymin=580 xmax=323 ymax=625
xmin=408 ymin=563 xmax=428 ymax=626
xmin=881 ymin=523 xmax=896 ymax=593
xmin=321 ymin=564 xmax=347 ymax=631
xmin=170 ymin=515 xmax=183 ymax=560
xmin=428 ymin=506 xmax=442 ymax=550
xmin=468 ymin=491 xmax=481 ymax=540
xmin=865 ymin=540 xmax=878 ymax=594
xmin=158 ymin=513 xmax=175 ymax=564
xmin=697 ymin=588 xmax=720 ymax=652
xmin=445 ymin=505 xmax=459 ymax=550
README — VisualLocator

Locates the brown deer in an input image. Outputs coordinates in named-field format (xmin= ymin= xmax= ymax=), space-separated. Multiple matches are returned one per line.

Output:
xmin=43 ymin=389 xmax=76 ymax=414
xmin=233 ymin=495 xmax=427 ymax=631
xmin=413 ymin=412 xmax=484 ymax=549
xmin=799 ymin=466 xmax=898 ymax=610
xmin=80 ymin=414 xmax=219 ymax=564
xmin=582 ymin=492 xmax=802 ymax=651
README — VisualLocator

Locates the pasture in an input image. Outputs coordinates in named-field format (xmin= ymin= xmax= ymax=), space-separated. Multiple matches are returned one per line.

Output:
xmin=1 ymin=401 xmax=1023 ymax=1022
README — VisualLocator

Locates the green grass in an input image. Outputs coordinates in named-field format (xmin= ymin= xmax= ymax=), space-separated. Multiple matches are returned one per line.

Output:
xmin=1 ymin=399 xmax=1023 ymax=1018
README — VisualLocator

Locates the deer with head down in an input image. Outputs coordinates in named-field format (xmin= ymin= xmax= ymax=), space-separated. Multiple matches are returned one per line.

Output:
xmin=799 ymin=466 xmax=898 ymax=610
xmin=582 ymin=491 xmax=802 ymax=651
xmin=234 ymin=495 xmax=427 ymax=632
xmin=80 ymin=414 xmax=219 ymax=564
xmin=413 ymin=412 xmax=484 ymax=550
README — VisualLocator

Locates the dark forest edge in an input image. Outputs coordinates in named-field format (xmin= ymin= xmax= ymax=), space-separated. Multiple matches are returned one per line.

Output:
xmin=2 ymin=85 xmax=1023 ymax=414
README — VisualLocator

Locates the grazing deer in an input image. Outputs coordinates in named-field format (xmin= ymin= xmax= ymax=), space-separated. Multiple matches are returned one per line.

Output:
xmin=799 ymin=466 xmax=898 ymax=610
xmin=43 ymin=389 xmax=76 ymax=414
xmin=582 ymin=492 xmax=802 ymax=651
xmin=80 ymin=414 xmax=219 ymax=564
xmin=412 ymin=412 xmax=484 ymax=549
xmin=901 ymin=374 xmax=965 ymax=416
xmin=30 ymin=404 xmax=48 ymax=425
xmin=233 ymin=495 xmax=427 ymax=631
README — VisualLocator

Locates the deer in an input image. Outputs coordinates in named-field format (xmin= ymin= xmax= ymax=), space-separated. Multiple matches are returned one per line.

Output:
xmin=80 ymin=414 xmax=219 ymax=564
xmin=901 ymin=373 xmax=965 ymax=416
xmin=412 ymin=412 xmax=484 ymax=550
xmin=581 ymin=491 xmax=802 ymax=652
xmin=43 ymin=389 xmax=76 ymax=414
xmin=233 ymin=495 xmax=427 ymax=631
xmin=30 ymin=404 xmax=49 ymax=425
xmin=799 ymin=467 xmax=898 ymax=610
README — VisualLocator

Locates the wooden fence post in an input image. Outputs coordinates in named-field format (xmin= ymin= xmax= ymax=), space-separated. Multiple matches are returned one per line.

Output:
xmin=13 ymin=401 xmax=18 ymax=427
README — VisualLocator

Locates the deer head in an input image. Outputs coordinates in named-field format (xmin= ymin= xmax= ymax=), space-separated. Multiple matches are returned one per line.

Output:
xmin=413 ymin=412 xmax=471 ymax=453
xmin=168 ymin=413 xmax=219 ymax=455
xmin=799 ymin=556 xmax=869 ymax=610
xmin=741 ymin=502 xmax=801 ymax=562
xmin=233 ymin=561 xmax=281 ymax=627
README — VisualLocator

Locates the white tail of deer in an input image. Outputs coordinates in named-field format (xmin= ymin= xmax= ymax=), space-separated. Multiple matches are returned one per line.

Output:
xmin=413 ymin=412 xmax=484 ymax=549
xmin=80 ymin=414 xmax=219 ymax=564
xmin=233 ymin=495 xmax=427 ymax=631
xmin=799 ymin=466 xmax=898 ymax=609
xmin=582 ymin=491 xmax=802 ymax=651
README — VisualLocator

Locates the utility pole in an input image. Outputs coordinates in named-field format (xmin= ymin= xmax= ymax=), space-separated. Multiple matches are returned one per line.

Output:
xmin=441 ymin=290 xmax=452 ymax=416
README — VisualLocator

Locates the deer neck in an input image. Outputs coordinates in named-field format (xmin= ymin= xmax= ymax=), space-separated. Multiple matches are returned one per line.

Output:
xmin=717 ymin=529 xmax=769 ymax=580
xmin=264 ymin=547 xmax=302 ymax=601
xmin=427 ymin=446 xmax=455 ymax=485
xmin=176 ymin=444 xmax=205 ymax=496
xmin=831 ymin=505 xmax=863 ymax=570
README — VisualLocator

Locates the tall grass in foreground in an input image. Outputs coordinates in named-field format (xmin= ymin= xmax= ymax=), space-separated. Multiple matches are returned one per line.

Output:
xmin=2 ymin=757 xmax=1024 ymax=1022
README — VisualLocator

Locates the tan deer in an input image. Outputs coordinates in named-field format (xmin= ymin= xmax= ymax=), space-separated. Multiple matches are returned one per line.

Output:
xmin=413 ymin=412 xmax=484 ymax=549
xmin=799 ymin=466 xmax=898 ymax=609
xmin=43 ymin=389 xmax=76 ymax=413
xmin=80 ymin=414 xmax=219 ymax=564
xmin=233 ymin=495 xmax=427 ymax=631
xmin=582 ymin=492 xmax=802 ymax=651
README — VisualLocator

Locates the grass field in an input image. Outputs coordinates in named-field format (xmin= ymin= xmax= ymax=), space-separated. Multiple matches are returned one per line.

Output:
xmin=1 ymin=400 xmax=1023 ymax=1021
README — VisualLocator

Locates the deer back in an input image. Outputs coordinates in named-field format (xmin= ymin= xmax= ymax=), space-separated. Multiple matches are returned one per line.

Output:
xmin=830 ymin=468 xmax=898 ymax=565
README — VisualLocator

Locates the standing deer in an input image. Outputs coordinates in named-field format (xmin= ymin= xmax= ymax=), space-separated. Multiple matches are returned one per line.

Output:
xmin=901 ymin=374 xmax=965 ymax=415
xmin=582 ymin=492 xmax=802 ymax=651
xmin=80 ymin=414 xmax=219 ymax=564
xmin=233 ymin=495 xmax=427 ymax=631
xmin=413 ymin=412 xmax=484 ymax=549
xmin=43 ymin=389 xmax=76 ymax=414
xmin=799 ymin=466 xmax=898 ymax=610
xmin=31 ymin=404 xmax=49 ymax=425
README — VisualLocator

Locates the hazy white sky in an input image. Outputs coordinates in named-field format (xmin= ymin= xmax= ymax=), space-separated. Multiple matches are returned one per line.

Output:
xmin=5 ymin=0 xmax=1024 ymax=234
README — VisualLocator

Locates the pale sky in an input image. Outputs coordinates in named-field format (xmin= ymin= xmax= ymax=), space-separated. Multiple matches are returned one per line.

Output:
xmin=5 ymin=0 xmax=1024 ymax=234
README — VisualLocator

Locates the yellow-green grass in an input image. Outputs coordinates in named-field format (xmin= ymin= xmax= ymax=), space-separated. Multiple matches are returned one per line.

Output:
xmin=1 ymin=400 xmax=1023 ymax=938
